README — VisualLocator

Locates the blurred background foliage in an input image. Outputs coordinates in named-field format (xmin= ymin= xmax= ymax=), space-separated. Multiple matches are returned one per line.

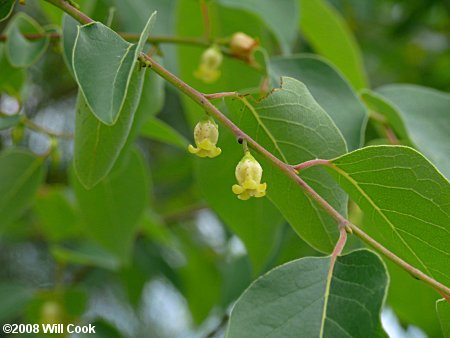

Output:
xmin=0 ymin=0 xmax=449 ymax=337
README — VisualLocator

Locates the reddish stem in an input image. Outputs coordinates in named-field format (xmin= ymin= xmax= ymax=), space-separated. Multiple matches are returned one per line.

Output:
xmin=292 ymin=159 xmax=331 ymax=171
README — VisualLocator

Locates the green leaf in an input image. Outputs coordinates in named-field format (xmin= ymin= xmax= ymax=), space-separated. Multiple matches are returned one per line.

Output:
xmin=5 ymin=12 xmax=50 ymax=67
xmin=327 ymin=146 xmax=450 ymax=287
xmin=72 ymin=148 xmax=149 ymax=263
xmin=51 ymin=242 xmax=120 ymax=270
xmin=226 ymin=249 xmax=388 ymax=337
xmin=360 ymin=89 xmax=410 ymax=141
xmin=61 ymin=14 xmax=79 ymax=76
xmin=73 ymin=12 xmax=156 ymax=125
xmin=218 ymin=0 xmax=298 ymax=54
xmin=73 ymin=66 xmax=144 ymax=189
xmin=437 ymin=299 xmax=450 ymax=338
xmin=0 ymin=283 xmax=33 ymax=321
xmin=0 ymin=113 xmax=21 ymax=130
xmin=0 ymin=41 xmax=25 ymax=98
xmin=299 ymin=0 xmax=367 ymax=89
xmin=140 ymin=116 xmax=188 ymax=149
xmin=227 ymin=77 xmax=348 ymax=253
xmin=33 ymin=186 xmax=80 ymax=242
xmin=0 ymin=0 xmax=15 ymax=22
xmin=375 ymin=84 xmax=450 ymax=179
xmin=270 ymin=55 xmax=367 ymax=151
xmin=0 ymin=148 xmax=45 ymax=229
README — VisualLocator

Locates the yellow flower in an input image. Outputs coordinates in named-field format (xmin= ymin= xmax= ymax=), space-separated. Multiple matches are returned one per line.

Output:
xmin=188 ymin=118 xmax=222 ymax=158
xmin=194 ymin=46 xmax=223 ymax=83
xmin=232 ymin=151 xmax=267 ymax=200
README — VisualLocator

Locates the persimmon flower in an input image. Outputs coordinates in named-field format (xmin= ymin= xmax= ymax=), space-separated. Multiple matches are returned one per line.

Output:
xmin=188 ymin=118 xmax=222 ymax=158
xmin=194 ymin=46 xmax=223 ymax=83
xmin=232 ymin=151 xmax=267 ymax=200
xmin=230 ymin=32 xmax=258 ymax=61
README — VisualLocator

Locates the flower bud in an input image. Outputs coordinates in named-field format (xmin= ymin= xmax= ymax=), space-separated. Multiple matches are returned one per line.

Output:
xmin=229 ymin=32 xmax=258 ymax=61
xmin=188 ymin=118 xmax=222 ymax=158
xmin=232 ymin=151 xmax=267 ymax=200
xmin=194 ymin=46 xmax=223 ymax=83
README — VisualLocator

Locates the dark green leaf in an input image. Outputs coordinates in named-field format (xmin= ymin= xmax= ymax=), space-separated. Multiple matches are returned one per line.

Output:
xmin=140 ymin=116 xmax=188 ymax=149
xmin=0 ymin=44 xmax=25 ymax=98
xmin=226 ymin=249 xmax=388 ymax=337
xmin=376 ymin=84 xmax=450 ymax=179
xmin=437 ymin=299 xmax=450 ymax=338
xmin=327 ymin=146 xmax=450 ymax=287
xmin=218 ymin=0 xmax=298 ymax=54
xmin=0 ymin=148 xmax=45 ymax=229
xmin=61 ymin=14 xmax=79 ymax=76
xmin=72 ymin=148 xmax=149 ymax=263
xmin=270 ymin=55 xmax=367 ymax=150
xmin=0 ymin=0 xmax=15 ymax=22
xmin=0 ymin=283 xmax=33 ymax=321
xmin=299 ymin=0 xmax=367 ymax=89
xmin=73 ymin=12 xmax=156 ymax=125
xmin=5 ymin=12 xmax=49 ymax=67
xmin=73 ymin=66 xmax=144 ymax=189
xmin=227 ymin=77 xmax=348 ymax=253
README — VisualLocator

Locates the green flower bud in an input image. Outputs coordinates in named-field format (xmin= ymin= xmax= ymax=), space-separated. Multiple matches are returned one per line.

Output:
xmin=188 ymin=118 xmax=222 ymax=158
xmin=194 ymin=46 xmax=223 ymax=83
xmin=232 ymin=151 xmax=267 ymax=200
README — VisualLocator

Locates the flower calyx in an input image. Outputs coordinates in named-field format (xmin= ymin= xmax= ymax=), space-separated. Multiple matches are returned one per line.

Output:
xmin=229 ymin=32 xmax=258 ymax=62
xmin=194 ymin=45 xmax=223 ymax=84
xmin=188 ymin=117 xmax=222 ymax=158
xmin=232 ymin=151 xmax=267 ymax=200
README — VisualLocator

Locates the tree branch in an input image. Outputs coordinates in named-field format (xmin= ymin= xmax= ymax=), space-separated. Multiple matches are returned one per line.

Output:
xmin=41 ymin=0 xmax=450 ymax=299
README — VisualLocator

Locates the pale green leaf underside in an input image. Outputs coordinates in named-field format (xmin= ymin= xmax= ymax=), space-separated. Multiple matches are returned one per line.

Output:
xmin=5 ymin=12 xmax=49 ymax=67
xmin=226 ymin=249 xmax=387 ymax=337
xmin=299 ymin=0 xmax=367 ymax=89
xmin=0 ymin=0 xmax=15 ymax=22
xmin=73 ymin=66 xmax=145 ymax=189
xmin=73 ymin=12 xmax=156 ymax=125
xmin=72 ymin=148 xmax=149 ymax=262
xmin=218 ymin=0 xmax=298 ymax=54
xmin=227 ymin=76 xmax=348 ymax=253
xmin=328 ymin=146 xmax=450 ymax=287
xmin=376 ymin=84 xmax=450 ymax=180
xmin=0 ymin=148 xmax=45 ymax=229
xmin=270 ymin=55 xmax=367 ymax=151
xmin=437 ymin=299 xmax=450 ymax=338
xmin=61 ymin=14 xmax=79 ymax=76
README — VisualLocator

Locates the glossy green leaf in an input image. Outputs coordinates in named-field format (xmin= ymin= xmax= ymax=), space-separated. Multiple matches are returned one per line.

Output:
xmin=61 ymin=14 xmax=79 ymax=76
xmin=0 ymin=42 xmax=25 ymax=98
xmin=270 ymin=55 xmax=367 ymax=151
xmin=73 ymin=66 xmax=144 ymax=189
xmin=226 ymin=249 xmax=388 ymax=337
xmin=140 ymin=116 xmax=188 ymax=149
xmin=72 ymin=148 xmax=149 ymax=262
xmin=376 ymin=84 xmax=450 ymax=179
xmin=299 ymin=0 xmax=367 ymax=89
xmin=218 ymin=0 xmax=298 ymax=54
xmin=327 ymin=146 xmax=450 ymax=287
xmin=0 ymin=0 xmax=15 ymax=22
xmin=5 ymin=12 xmax=49 ymax=67
xmin=437 ymin=299 xmax=450 ymax=338
xmin=227 ymin=77 xmax=348 ymax=253
xmin=0 ymin=113 xmax=21 ymax=130
xmin=73 ymin=12 xmax=156 ymax=125
xmin=0 ymin=283 xmax=33 ymax=321
xmin=0 ymin=148 xmax=45 ymax=229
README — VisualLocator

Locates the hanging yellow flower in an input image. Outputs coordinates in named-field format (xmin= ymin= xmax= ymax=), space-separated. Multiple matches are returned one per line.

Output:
xmin=194 ymin=46 xmax=223 ymax=83
xmin=232 ymin=151 xmax=267 ymax=200
xmin=188 ymin=118 xmax=222 ymax=158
